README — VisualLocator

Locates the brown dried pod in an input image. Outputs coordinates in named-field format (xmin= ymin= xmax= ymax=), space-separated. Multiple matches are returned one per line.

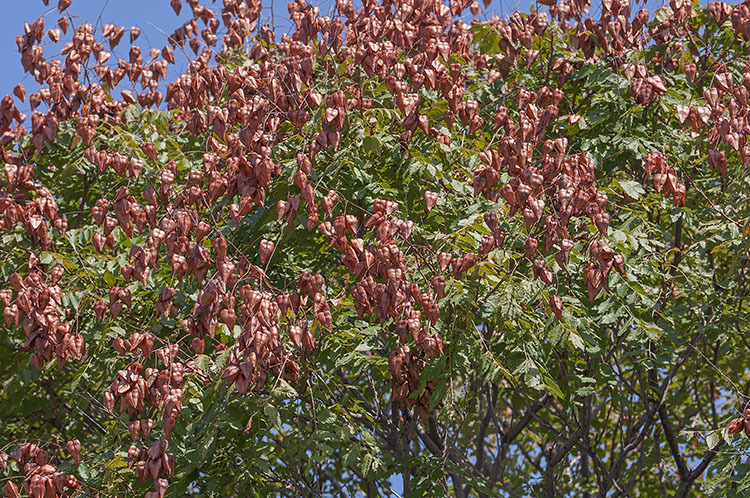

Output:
xmin=728 ymin=417 xmax=744 ymax=434
xmin=2 ymin=481 xmax=19 ymax=498
xmin=259 ymin=239 xmax=275 ymax=264
xmin=13 ymin=84 xmax=25 ymax=102
xmin=524 ymin=237 xmax=538 ymax=259
xmin=65 ymin=439 xmax=81 ymax=462
xmin=424 ymin=191 xmax=438 ymax=213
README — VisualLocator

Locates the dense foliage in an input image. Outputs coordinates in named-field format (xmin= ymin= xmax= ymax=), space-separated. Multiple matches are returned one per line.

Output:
xmin=1 ymin=0 xmax=750 ymax=496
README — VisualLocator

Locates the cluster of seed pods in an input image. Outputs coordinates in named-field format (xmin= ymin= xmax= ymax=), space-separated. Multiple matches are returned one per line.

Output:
xmin=1 ymin=169 xmax=63 ymax=249
xmin=218 ymin=281 xmax=305 ymax=395
xmin=474 ymin=124 xmax=623 ymax=309
xmin=99 ymin=349 xmax=183 ymax=494
xmin=320 ymin=197 xmax=446 ymax=414
xmin=642 ymin=151 xmax=687 ymax=207
xmin=2 ymin=265 xmax=84 ymax=371
xmin=0 ymin=443 xmax=79 ymax=498
xmin=127 ymin=440 xmax=175 ymax=498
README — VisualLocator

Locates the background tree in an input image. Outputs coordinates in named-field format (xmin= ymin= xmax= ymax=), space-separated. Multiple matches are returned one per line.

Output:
xmin=0 ymin=0 xmax=749 ymax=496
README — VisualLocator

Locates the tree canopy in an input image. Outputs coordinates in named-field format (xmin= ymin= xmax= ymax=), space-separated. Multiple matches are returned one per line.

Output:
xmin=1 ymin=0 xmax=750 ymax=496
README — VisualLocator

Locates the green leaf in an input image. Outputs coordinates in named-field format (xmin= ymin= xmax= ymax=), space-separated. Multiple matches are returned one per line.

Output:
xmin=362 ymin=135 xmax=381 ymax=155
xmin=706 ymin=431 xmax=720 ymax=450
xmin=569 ymin=332 xmax=585 ymax=350
xmin=264 ymin=405 xmax=281 ymax=430
xmin=619 ymin=180 xmax=646 ymax=200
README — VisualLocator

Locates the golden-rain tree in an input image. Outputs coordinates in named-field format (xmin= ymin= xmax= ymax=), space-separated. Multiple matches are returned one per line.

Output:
xmin=1 ymin=0 xmax=750 ymax=496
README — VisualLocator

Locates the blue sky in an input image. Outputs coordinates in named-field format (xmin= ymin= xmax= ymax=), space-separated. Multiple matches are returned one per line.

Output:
xmin=0 ymin=0 xmax=534 ymax=117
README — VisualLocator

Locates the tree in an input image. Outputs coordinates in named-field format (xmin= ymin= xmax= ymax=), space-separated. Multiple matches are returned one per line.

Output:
xmin=0 ymin=0 xmax=749 ymax=495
